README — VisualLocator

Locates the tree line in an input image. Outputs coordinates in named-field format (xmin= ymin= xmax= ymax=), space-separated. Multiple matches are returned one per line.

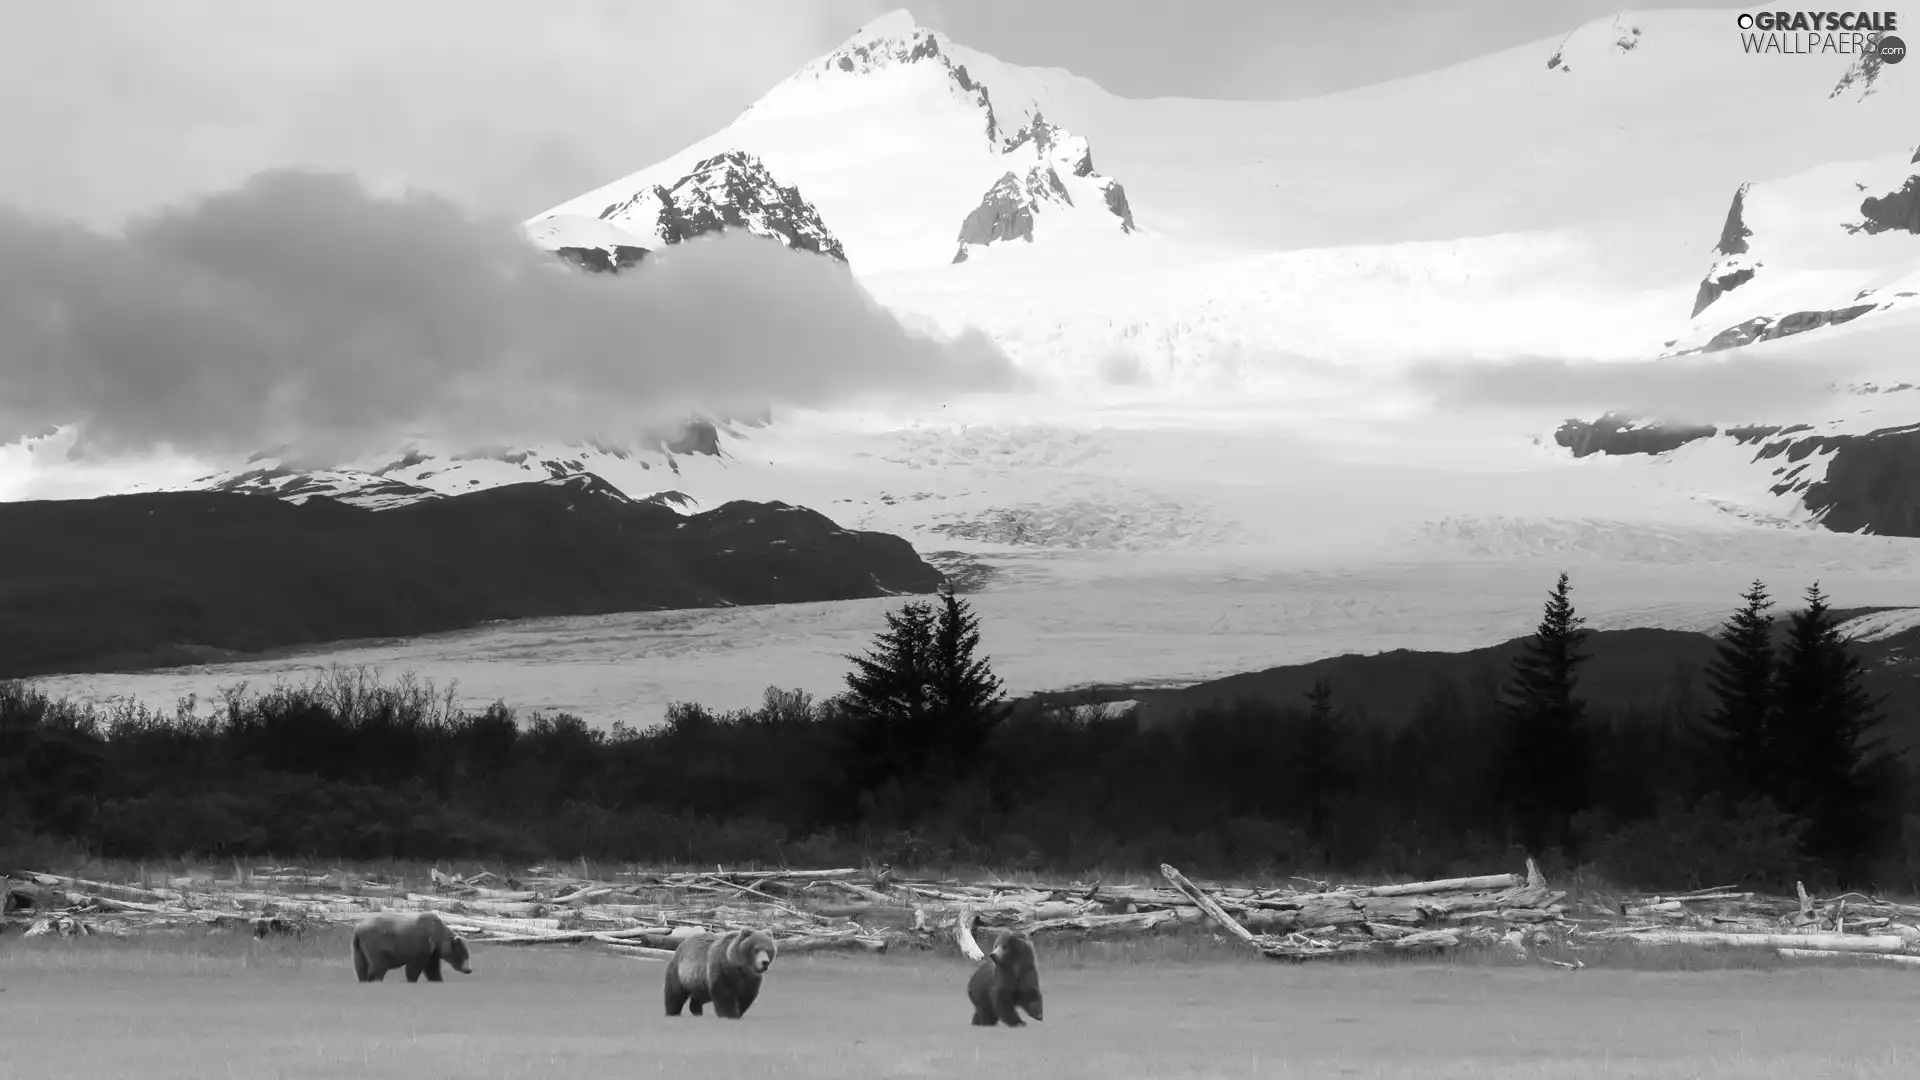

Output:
xmin=1 ymin=577 xmax=1909 ymax=890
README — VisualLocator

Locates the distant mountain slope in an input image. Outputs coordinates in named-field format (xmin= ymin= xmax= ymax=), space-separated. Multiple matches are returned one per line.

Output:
xmin=1130 ymin=611 xmax=1920 ymax=750
xmin=0 ymin=477 xmax=945 ymax=678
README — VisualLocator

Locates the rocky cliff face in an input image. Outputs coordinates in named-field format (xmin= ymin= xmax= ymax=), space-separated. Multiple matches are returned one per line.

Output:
xmin=1789 ymin=424 xmax=1920 ymax=535
xmin=951 ymin=112 xmax=1138 ymax=263
xmin=1691 ymin=183 xmax=1757 ymax=316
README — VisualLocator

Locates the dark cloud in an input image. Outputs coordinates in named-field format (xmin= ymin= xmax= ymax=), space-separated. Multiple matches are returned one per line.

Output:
xmin=1401 ymin=353 xmax=1870 ymax=423
xmin=0 ymin=169 xmax=1021 ymax=463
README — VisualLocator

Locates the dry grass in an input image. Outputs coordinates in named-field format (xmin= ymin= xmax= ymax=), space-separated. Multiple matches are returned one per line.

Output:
xmin=5 ymin=930 xmax=1920 ymax=1079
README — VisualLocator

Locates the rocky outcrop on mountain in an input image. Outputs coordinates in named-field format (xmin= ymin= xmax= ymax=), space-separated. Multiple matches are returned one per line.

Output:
xmin=1854 ymin=174 xmax=1920 ymax=235
xmin=1830 ymin=38 xmax=1887 ymax=100
xmin=0 ymin=483 xmax=947 ymax=678
xmin=1553 ymin=413 xmax=1720 ymax=458
xmin=1691 ymin=302 xmax=1880 ymax=352
xmin=523 ymin=214 xmax=654 ymax=275
xmin=1543 ymin=16 xmax=1643 ymax=73
xmin=952 ymin=170 xmax=1051 ymax=254
xmin=590 ymin=151 xmax=848 ymax=262
xmin=952 ymin=112 xmax=1138 ymax=262
xmin=552 ymin=244 xmax=649 ymax=274
xmin=1691 ymin=183 xmax=1757 ymax=316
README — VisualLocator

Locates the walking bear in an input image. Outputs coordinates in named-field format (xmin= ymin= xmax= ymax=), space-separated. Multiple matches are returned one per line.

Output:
xmin=968 ymin=930 xmax=1043 ymax=1027
xmin=350 ymin=911 xmax=473 ymax=983
xmin=664 ymin=929 xmax=778 ymax=1019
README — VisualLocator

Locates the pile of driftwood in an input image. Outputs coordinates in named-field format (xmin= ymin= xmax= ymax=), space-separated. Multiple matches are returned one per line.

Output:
xmin=7 ymin=860 xmax=1920 ymax=968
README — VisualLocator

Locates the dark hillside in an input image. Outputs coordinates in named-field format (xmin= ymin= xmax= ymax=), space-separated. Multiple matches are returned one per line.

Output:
xmin=0 ymin=477 xmax=944 ymax=678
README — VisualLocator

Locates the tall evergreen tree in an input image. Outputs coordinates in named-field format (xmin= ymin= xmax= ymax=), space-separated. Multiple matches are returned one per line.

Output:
xmin=839 ymin=599 xmax=937 ymax=795
xmin=837 ymin=587 xmax=1009 ymax=802
xmin=927 ymin=585 xmax=1009 ymax=780
xmin=1294 ymin=677 xmax=1353 ymax=856
xmin=1494 ymin=571 xmax=1593 ymax=857
xmin=1701 ymin=580 xmax=1779 ymax=800
xmin=1773 ymin=582 xmax=1893 ymax=880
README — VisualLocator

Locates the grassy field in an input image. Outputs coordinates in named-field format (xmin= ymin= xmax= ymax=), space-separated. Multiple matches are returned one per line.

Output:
xmin=6 ymin=930 xmax=1920 ymax=1079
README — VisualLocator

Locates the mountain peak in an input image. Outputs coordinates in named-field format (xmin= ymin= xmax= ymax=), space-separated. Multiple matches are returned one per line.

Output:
xmin=849 ymin=8 xmax=923 ymax=43
xmin=807 ymin=8 xmax=958 ymax=83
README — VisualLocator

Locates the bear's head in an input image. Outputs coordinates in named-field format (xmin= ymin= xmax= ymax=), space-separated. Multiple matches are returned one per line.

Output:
xmin=988 ymin=930 xmax=1035 ymax=968
xmin=442 ymin=932 xmax=473 ymax=975
xmin=733 ymin=929 xmax=777 ymax=974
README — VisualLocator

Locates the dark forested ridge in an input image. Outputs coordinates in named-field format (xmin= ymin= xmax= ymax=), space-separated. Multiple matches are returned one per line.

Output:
xmin=1131 ymin=610 xmax=1920 ymax=751
xmin=0 ymin=478 xmax=945 ymax=679
xmin=4 ymin=579 xmax=1915 ymax=893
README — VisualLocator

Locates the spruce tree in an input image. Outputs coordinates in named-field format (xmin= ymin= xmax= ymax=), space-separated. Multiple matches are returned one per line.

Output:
xmin=1773 ymin=582 xmax=1892 ymax=879
xmin=1701 ymin=580 xmax=1779 ymax=800
xmin=840 ymin=599 xmax=937 ymax=791
xmin=838 ymin=587 xmax=1009 ymax=797
xmin=927 ymin=584 xmax=1009 ymax=778
xmin=1494 ymin=571 xmax=1593 ymax=857
xmin=1295 ymin=677 xmax=1353 ymax=856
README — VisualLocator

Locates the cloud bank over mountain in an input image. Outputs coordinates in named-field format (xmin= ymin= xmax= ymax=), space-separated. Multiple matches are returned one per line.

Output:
xmin=1401 ymin=354 xmax=1870 ymax=423
xmin=0 ymin=169 xmax=1018 ymax=463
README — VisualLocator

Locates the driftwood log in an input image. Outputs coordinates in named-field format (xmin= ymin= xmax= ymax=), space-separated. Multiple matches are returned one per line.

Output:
xmin=9 ymin=861 xmax=1920 ymax=967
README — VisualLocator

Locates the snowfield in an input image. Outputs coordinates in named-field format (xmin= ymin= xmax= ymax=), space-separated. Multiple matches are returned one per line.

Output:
xmin=11 ymin=8 xmax=1920 ymax=722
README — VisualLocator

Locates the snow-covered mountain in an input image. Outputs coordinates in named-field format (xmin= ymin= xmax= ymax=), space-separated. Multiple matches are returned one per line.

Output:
xmin=15 ymin=7 xmax=1920 ymax=567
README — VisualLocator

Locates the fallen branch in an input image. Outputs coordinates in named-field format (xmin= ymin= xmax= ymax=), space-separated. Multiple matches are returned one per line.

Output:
xmin=953 ymin=907 xmax=986 ymax=962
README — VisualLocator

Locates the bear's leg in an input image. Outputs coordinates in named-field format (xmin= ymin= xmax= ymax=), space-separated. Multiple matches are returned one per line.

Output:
xmin=663 ymin=967 xmax=690 ymax=1016
xmin=687 ymin=989 xmax=708 ymax=1016
xmin=992 ymin=987 xmax=1026 ymax=1028
xmin=352 ymin=940 xmax=373 ymax=983
xmin=423 ymin=955 xmax=443 ymax=983
xmin=734 ymin=979 xmax=761 ymax=1018
xmin=404 ymin=960 xmax=425 ymax=983
xmin=709 ymin=975 xmax=739 ymax=1020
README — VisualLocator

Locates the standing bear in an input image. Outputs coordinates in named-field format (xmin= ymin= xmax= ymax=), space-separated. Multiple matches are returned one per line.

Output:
xmin=968 ymin=930 xmax=1043 ymax=1027
xmin=350 ymin=911 xmax=473 ymax=983
xmin=663 ymin=928 xmax=778 ymax=1019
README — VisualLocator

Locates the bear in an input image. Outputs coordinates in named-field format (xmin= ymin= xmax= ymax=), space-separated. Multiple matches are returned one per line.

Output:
xmin=663 ymin=928 xmax=778 ymax=1019
xmin=967 ymin=930 xmax=1043 ymax=1027
xmin=350 ymin=911 xmax=473 ymax=983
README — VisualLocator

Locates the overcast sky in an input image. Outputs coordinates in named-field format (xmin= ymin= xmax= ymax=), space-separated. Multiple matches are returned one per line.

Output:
xmin=6 ymin=0 xmax=1749 ymax=228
